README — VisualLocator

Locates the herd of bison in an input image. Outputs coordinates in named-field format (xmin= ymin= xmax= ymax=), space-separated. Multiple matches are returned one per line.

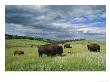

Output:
xmin=14 ymin=43 xmax=100 ymax=57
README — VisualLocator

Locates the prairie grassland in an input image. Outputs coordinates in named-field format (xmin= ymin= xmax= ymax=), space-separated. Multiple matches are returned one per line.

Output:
xmin=5 ymin=39 xmax=106 ymax=71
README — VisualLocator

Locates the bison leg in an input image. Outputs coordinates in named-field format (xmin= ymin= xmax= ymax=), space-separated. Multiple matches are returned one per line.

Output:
xmin=87 ymin=47 xmax=89 ymax=50
xmin=50 ymin=54 xmax=55 ymax=58
xmin=98 ymin=47 xmax=100 ymax=52
xmin=90 ymin=49 xmax=92 ymax=52
xmin=13 ymin=53 xmax=16 ymax=56
xmin=13 ymin=54 xmax=15 ymax=56
xmin=59 ymin=53 xmax=62 ymax=56
xmin=39 ymin=53 xmax=42 ymax=57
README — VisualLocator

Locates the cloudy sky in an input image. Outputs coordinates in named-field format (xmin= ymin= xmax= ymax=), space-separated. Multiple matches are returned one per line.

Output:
xmin=5 ymin=5 xmax=106 ymax=40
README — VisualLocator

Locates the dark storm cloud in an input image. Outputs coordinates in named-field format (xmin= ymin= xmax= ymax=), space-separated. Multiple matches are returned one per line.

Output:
xmin=5 ymin=5 xmax=106 ymax=40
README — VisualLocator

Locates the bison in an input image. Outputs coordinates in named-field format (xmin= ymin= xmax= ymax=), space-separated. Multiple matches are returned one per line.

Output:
xmin=38 ymin=44 xmax=63 ymax=57
xmin=64 ymin=44 xmax=72 ymax=48
xmin=13 ymin=48 xmax=24 ymax=56
xmin=87 ymin=43 xmax=100 ymax=52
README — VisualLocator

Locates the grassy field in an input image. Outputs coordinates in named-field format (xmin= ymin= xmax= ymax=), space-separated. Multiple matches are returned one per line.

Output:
xmin=5 ymin=39 xmax=106 ymax=71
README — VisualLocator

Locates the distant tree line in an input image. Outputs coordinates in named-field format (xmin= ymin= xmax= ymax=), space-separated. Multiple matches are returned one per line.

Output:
xmin=5 ymin=34 xmax=50 ymax=41
xmin=5 ymin=34 xmax=85 ymax=44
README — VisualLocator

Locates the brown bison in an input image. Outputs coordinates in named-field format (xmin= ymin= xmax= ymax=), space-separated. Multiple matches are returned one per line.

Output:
xmin=13 ymin=48 xmax=24 ymax=56
xmin=64 ymin=44 xmax=72 ymax=48
xmin=38 ymin=44 xmax=63 ymax=57
xmin=87 ymin=43 xmax=100 ymax=52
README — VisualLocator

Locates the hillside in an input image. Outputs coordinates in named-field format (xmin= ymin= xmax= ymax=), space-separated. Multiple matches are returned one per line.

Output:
xmin=5 ymin=39 xmax=106 ymax=71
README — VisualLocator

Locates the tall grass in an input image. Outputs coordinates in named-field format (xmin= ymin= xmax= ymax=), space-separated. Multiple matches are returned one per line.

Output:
xmin=5 ymin=39 xmax=106 ymax=71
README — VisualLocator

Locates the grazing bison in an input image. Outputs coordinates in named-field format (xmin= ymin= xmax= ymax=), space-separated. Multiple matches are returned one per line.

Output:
xmin=64 ymin=44 xmax=72 ymax=48
xmin=87 ymin=43 xmax=100 ymax=52
xmin=38 ymin=44 xmax=63 ymax=57
xmin=13 ymin=49 xmax=24 ymax=56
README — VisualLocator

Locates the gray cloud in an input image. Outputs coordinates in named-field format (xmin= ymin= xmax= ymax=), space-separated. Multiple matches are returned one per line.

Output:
xmin=5 ymin=5 xmax=106 ymax=40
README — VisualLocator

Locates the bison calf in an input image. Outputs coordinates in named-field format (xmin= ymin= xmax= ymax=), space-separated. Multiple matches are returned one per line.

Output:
xmin=13 ymin=49 xmax=24 ymax=56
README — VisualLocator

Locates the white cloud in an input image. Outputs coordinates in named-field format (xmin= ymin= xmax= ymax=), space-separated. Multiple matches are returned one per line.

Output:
xmin=77 ymin=27 xmax=105 ymax=34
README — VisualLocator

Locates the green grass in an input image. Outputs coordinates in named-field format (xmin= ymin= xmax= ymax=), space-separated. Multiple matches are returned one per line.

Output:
xmin=5 ymin=39 xmax=106 ymax=71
